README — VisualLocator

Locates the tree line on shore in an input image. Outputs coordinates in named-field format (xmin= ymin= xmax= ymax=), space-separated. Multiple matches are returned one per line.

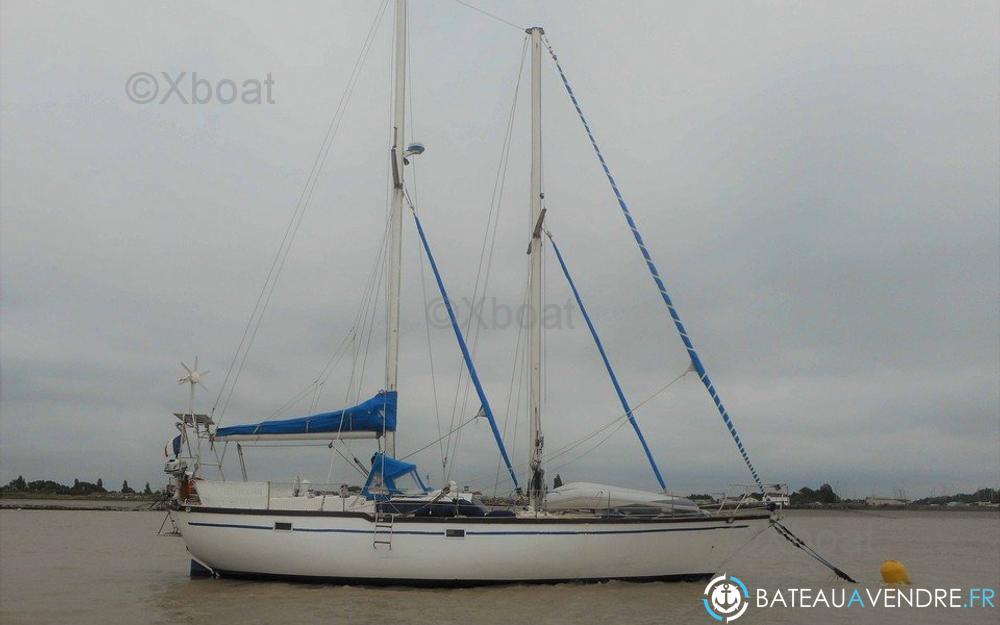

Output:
xmin=791 ymin=484 xmax=841 ymax=504
xmin=691 ymin=483 xmax=998 ymax=506
xmin=1 ymin=475 xmax=160 ymax=497
xmin=786 ymin=484 xmax=998 ymax=505
xmin=911 ymin=488 xmax=998 ymax=505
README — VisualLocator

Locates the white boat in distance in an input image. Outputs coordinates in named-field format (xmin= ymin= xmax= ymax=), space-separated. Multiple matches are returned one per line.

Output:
xmin=164 ymin=0 xmax=773 ymax=586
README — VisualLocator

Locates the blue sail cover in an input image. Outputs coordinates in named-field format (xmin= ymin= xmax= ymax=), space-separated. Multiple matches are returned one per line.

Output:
xmin=214 ymin=391 xmax=396 ymax=439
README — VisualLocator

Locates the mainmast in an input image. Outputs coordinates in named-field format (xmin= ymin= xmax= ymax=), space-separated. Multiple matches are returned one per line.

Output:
xmin=526 ymin=26 xmax=545 ymax=511
xmin=385 ymin=0 xmax=407 ymax=457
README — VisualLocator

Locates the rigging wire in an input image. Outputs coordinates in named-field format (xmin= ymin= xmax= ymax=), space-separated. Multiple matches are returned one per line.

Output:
xmin=327 ymin=441 xmax=370 ymax=478
xmin=442 ymin=35 xmax=528 ymax=479
xmin=508 ymin=296 xmax=527 ymax=482
xmin=309 ymin=218 xmax=390 ymax=409
xmin=405 ymin=196 xmax=521 ymax=490
xmin=264 ymin=158 xmax=390 ymax=476
xmin=315 ymin=225 xmax=389 ymax=412
xmin=540 ymin=35 xmax=857 ymax=584
xmin=544 ymin=418 xmax=630 ymax=476
xmin=338 ymin=4 xmax=397 ymax=482
xmin=509 ymin=262 xmax=536 ymax=488
xmin=493 ymin=263 xmax=530 ymax=495
xmin=381 ymin=0 xmax=401 ymax=418
xmin=279 ymin=234 xmax=390 ymax=418
xmin=341 ymin=223 xmax=391 ymax=403
xmin=211 ymin=0 xmax=391 ymax=427
xmin=541 ymin=217 xmax=548 ymax=404
xmin=542 ymin=369 xmax=689 ymax=468
xmin=539 ymin=33 xmax=770 ymax=491
xmin=399 ymin=411 xmax=481 ymax=462
xmin=415 ymin=210 xmax=446 ymax=479
xmin=355 ymin=251 xmax=386 ymax=404
xmin=353 ymin=239 xmax=388 ymax=405
xmin=403 ymin=16 xmax=448 ymax=479
xmin=433 ymin=365 xmax=694 ymax=494
xmin=449 ymin=0 xmax=524 ymax=31
xmin=264 ymin=332 xmax=355 ymax=420
xmin=545 ymin=228 xmax=667 ymax=490
xmin=401 ymin=188 xmax=501 ymax=480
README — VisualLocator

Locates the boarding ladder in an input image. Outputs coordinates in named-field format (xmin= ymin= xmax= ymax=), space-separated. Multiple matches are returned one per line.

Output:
xmin=372 ymin=513 xmax=394 ymax=550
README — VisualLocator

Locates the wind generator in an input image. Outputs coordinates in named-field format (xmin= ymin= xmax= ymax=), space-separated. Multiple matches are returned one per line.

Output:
xmin=170 ymin=357 xmax=220 ymax=478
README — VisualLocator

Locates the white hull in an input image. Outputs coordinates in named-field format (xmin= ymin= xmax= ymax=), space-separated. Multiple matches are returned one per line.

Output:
xmin=171 ymin=507 xmax=771 ymax=585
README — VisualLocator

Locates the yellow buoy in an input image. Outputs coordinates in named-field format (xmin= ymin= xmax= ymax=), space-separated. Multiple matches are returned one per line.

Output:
xmin=880 ymin=560 xmax=911 ymax=584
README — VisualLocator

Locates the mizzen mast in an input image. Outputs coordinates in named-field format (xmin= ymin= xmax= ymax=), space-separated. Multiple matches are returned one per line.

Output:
xmin=385 ymin=0 xmax=408 ymax=457
xmin=526 ymin=26 xmax=546 ymax=511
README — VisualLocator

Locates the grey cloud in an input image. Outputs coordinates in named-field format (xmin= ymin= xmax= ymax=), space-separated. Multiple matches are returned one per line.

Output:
xmin=1 ymin=1 xmax=997 ymax=498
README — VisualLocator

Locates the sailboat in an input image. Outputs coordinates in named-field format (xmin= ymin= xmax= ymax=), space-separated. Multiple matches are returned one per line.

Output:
xmin=162 ymin=1 xmax=774 ymax=585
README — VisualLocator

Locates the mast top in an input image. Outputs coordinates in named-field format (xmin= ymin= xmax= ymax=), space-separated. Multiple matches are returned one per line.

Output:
xmin=525 ymin=26 xmax=545 ymax=35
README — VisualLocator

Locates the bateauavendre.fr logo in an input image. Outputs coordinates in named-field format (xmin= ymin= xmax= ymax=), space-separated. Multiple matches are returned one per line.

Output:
xmin=703 ymin=574 xmax=749 ymax=622
xmin=703 ymin=574 xmax=996 ymax=621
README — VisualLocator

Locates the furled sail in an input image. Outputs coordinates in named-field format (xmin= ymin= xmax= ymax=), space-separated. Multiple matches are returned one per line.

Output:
xmin=213 ymin=391 xmax=396 ymax=441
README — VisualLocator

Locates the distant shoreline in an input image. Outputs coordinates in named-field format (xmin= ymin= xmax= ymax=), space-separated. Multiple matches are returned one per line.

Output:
xmin=2 ymin=498 xmax=995 ymax=514
xmin=0 ymin=492 xmax=160 ymax=501
xmin=0 ymin=494 xmax=166 ymax=511
xmin=784 ymin=504 xmax=998 ymax=512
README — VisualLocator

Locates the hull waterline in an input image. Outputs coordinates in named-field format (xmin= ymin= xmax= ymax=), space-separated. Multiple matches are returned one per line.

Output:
xmin=171 ymin=507 xmax=772 ymax=586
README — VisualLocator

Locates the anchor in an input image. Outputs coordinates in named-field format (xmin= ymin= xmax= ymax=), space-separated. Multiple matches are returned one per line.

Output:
xmin=714 ymin=582 xmax=741 ymax=612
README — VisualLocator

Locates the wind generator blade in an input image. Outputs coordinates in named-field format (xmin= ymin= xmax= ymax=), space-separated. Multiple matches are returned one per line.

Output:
xmin=181 ymin=362 xmax=192 ymax=374
xmin=198 ymin=380 xmax=210 ymax=393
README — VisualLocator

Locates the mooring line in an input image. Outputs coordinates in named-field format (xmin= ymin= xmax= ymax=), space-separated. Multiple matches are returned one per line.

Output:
xmin=771 ymin=519 xmax=857 ymax=583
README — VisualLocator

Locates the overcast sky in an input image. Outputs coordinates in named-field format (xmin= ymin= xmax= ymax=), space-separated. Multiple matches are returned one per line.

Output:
xmin=2 ymin=1 xmax=997 ymax=499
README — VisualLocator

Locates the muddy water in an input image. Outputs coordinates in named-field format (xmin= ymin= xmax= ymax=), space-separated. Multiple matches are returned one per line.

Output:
xmin=1 ymin=509 xmax=997 ymax=625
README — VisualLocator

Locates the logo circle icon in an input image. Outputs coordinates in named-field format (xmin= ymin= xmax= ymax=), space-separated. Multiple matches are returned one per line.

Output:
xmin=125 ymin=72 xmax=159 ymax=104
xmin=703 ymin=574 xmax=749 ymax=622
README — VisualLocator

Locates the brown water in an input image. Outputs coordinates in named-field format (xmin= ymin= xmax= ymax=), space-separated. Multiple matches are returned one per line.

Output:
xmin=1 ymin=509 xmax=997 ymax=625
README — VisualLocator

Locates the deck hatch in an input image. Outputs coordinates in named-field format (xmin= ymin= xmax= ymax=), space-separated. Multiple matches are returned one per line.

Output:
xmin=274 ymin=521 xmax=292 ymax=531
xmin=445 ymin=529 xmax=465 ymax=538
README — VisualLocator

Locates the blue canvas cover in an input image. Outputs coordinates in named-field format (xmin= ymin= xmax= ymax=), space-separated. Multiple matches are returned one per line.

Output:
xmin=362 ymin=452 xmax=429 ymax=498
xmin=214 ymin=391 xmax=396 ymax=439
xmin=372 ymin=453 xmax=416 ymax=480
